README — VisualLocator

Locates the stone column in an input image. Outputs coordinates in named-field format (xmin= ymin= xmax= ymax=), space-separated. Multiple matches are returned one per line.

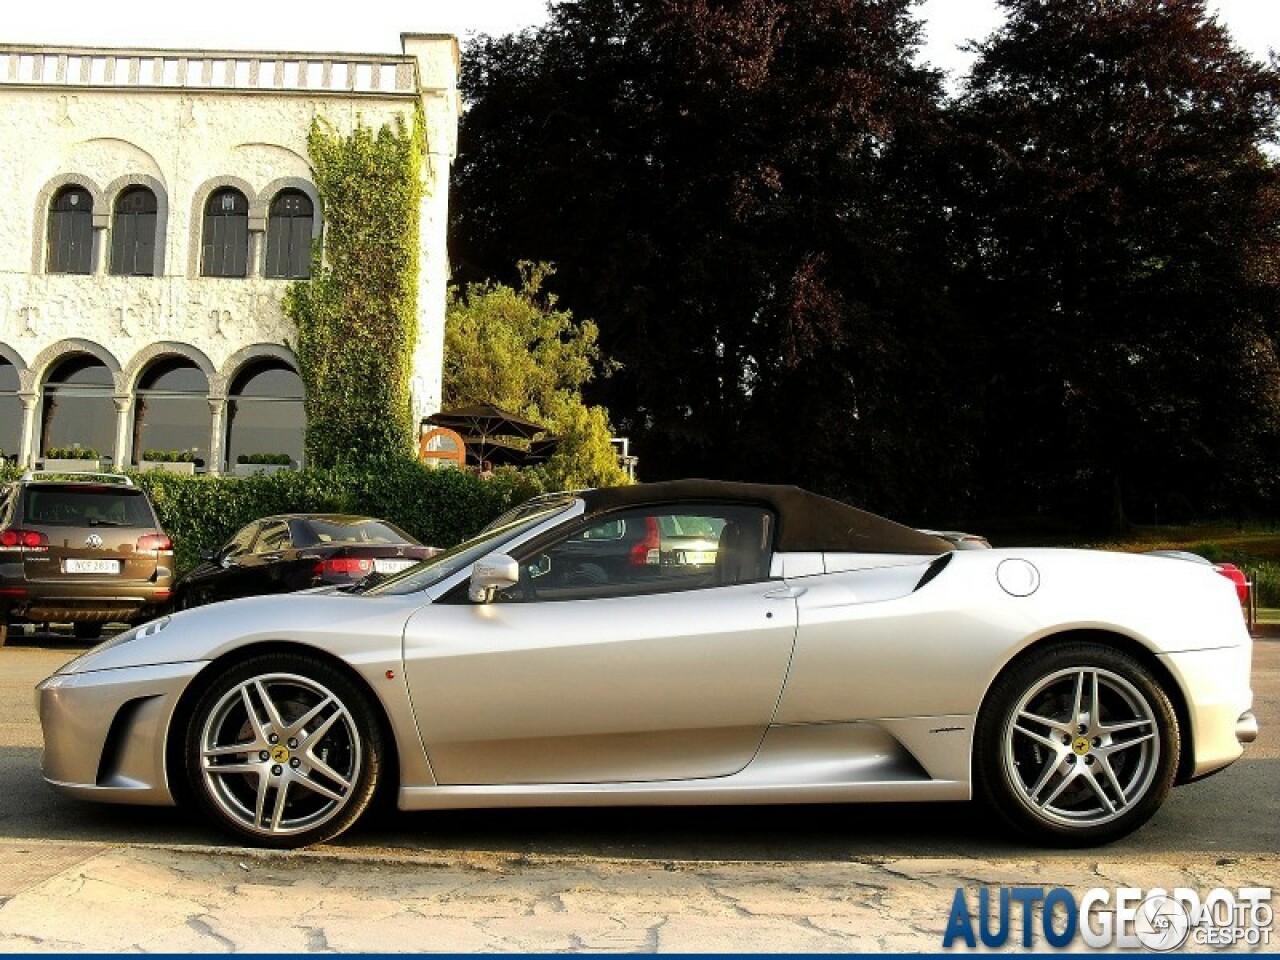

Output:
xmin=247 ymin=216 xmax=267 ymax=278
xmin=207 ymin=396 xmax=226 ymax=475
xmin=112 ymin=395 xmax=133 ymax=469
xmin=17 ymin=392 xmax=38 ymax=468
xmin=91 ymin=211 xmax=110 ymax=275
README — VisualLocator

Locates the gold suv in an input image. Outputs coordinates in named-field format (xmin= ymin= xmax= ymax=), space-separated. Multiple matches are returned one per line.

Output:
xmin=0 ymin=472 xmax=174 ymax=643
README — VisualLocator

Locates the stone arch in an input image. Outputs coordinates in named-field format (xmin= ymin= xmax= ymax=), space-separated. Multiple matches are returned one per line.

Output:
xmin=31 ymin=173 xmax=107 ymax=274
xmin=0 ymin=343 xmax=28 ymax=376
xmin=103 ymin=173 xmax=171 ymax=276
xmin=220 ymin=342 xmax=300 ymax=392
xmin=29 ymin=338 xmax=123 ymax=391
xmin=121 ymin=341 xmax=217 ymax=394
xmin=188 ymin=175 xmax=258 ymax=277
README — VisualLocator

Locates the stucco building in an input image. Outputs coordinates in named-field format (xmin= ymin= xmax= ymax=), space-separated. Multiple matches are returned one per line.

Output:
xmin=0 ymin=35 xmax=458 ymax=471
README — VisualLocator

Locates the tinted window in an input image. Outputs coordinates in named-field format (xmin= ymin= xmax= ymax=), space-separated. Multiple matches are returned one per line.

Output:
xmin=300 ymin=518 xmax=414 ymax=546
xmin=21 ymin=486 xmax=154 ymax=528
xmin=221 ymin=522 xmax=260 ymax=559
xmin=255 ymin=521 xmax=291 ymax=553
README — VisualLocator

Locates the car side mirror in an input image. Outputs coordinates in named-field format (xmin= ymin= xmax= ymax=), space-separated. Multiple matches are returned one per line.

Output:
xmin=200 ymin=549 xmax=217 ymax=562
xmin=469 ymin=552 xmax=520 ymax=604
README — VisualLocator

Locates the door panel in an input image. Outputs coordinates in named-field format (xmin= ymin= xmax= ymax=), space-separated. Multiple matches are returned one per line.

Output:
xmin=404 ymin=583 xmax=798 ymax=785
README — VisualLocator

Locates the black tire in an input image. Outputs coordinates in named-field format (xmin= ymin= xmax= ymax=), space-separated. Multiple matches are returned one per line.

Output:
xmin=73 ymin=622 xmax=103 ymax=641
xmin=974 ymin=641 xmax=1179 ymax=847
xmin=184 ymin=652 xmax=383 ymax=848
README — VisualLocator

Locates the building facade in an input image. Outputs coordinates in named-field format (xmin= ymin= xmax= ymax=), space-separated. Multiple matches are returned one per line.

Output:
xmin=0 ymin=35 xmax=458 ymax=471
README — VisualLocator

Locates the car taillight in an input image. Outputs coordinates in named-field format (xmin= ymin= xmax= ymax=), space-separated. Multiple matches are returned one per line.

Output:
xmin=314 ymin=557 xmax=374 ymax=578
xmin=0 ymin=529 xmax=49 ymax=549
xmin=1214 ymin=563 xmax=1250 ymax=605
xmin=628 ymin=516 xmax=661 ymax=566
xmin=136 ymin=534 xmax=173 ymax=553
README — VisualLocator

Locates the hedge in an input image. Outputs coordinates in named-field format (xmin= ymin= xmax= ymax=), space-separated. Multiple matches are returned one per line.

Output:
xmin=0 ymin=460 xmax=543 ymax=574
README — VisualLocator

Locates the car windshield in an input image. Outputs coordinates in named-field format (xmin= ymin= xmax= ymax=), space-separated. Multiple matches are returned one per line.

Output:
xmin=359 ymin=498 xmax=577 ymax=596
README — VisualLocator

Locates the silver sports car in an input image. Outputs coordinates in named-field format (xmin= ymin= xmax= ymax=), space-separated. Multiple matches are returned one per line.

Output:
xmin=37 ymin=480 xmax=1257 ymax=848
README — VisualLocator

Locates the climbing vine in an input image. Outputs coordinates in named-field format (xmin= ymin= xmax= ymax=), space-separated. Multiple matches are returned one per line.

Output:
xmin=285 ymin=111 xmax=425 ymax=468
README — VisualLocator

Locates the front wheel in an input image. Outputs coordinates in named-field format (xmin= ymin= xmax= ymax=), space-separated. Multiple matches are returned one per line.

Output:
xmin=974 ymin=642 xmax=1179 ymax=846
xmin=184 ymin=653 xmax=383 ymax=848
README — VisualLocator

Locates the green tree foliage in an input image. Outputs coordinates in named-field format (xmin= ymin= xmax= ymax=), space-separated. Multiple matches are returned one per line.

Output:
xmin=953 ymin=0 xmax=1280 ymax=528
xmin=285 ymin=114 xmax=425 ymax=468
xmin=444 ymin=263 xmax=630 ymax=489
xmin=452 ymin=0 xmax=969 ymax=518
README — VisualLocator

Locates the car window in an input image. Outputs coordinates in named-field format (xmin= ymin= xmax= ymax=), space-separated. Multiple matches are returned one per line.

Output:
xmin=498 ymin=504 xmax=773 ymax=603
xmin=255 ymin=521 xmax=292 ymax=554
xmin=222 ymin=522 xmax=261 ymax=560
xmin=21 ymin=485 xmax=154 ymax=527
xmin=364 ymin=501 xmax=576 ymax=597
xmin=301 ymin=518 xmax=414 ymax=546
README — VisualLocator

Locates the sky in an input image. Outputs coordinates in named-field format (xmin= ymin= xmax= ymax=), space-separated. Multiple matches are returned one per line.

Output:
xmin=1 ymin=0 xmax=1275 ymax=80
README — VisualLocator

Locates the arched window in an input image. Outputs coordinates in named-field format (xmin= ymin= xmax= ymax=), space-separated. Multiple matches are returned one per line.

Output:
xmin=225 ymin=359 xmax=305 ymax=468
xmin=132 ymin=358 xmax=210 ymax=465
xmin=0 ymin=360 xmax=21 ymax=461
xmin=201 ymin=188 xmax=249 ymax=277
xmin=40 ymin=355 xmax=115 ymax=459
xmin=110 ymin=186 xmax=158 ymax=276
xmin=265 ymin=190 xmax=314 ymax=279
xmin=47 ymin=186 xmax=93 ymax=275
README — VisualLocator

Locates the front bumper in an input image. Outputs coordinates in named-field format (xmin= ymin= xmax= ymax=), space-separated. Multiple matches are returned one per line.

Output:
xmin=37 ymin=659 xmax=205 ymax=805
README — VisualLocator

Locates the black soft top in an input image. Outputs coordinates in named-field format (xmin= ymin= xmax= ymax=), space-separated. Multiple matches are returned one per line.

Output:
xmin=580 ymin=480 xmax=952 ymax=555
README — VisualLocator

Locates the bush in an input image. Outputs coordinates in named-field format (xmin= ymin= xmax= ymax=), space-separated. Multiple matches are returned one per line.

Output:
xmin=128 ymin=458 xmax=544 ymax=574
xmin=142 ymin=449 xmax=197 ymax=463
xmin=45 ymin=447 xmax=101 ymax=460
xmin=236 ymin=453 xmax=293 ymax=465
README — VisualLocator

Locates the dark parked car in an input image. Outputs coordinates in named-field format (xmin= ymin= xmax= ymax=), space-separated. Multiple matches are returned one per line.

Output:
xmin=0 ymin=472 xmax=174 ymax=643
xmin=172 ymin=514 xmax=436 ymax=609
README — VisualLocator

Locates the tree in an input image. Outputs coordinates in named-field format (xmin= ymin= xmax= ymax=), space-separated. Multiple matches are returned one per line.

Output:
xmin=286 ymin=114 xmax=424 ymax=468
xmin=953 ymin=0 xmax=1280 ymax=527
xmin=444 ymin=262 xmax=630 ymax=489
xmin=452 ymin=1 xmax=969 ymax=518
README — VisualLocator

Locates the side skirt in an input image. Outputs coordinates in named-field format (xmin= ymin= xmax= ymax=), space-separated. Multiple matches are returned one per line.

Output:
xmin=400 ymin=718 xmax=974 ymax=810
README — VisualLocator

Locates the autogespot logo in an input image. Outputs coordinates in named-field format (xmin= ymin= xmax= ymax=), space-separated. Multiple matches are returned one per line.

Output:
xmin=942 ymin=886 xmax=1273 ymax=950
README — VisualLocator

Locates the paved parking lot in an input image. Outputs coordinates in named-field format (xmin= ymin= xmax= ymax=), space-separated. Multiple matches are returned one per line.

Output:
xmin=0 ymin=633 xmax=1275 ymax=952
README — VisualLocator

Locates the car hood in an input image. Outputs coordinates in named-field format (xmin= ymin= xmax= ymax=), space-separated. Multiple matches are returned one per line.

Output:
xmin=59 ymin=591 xmax=428 ymax=674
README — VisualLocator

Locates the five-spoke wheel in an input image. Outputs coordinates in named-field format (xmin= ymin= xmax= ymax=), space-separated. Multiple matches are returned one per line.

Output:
xmin=976 ymin=642 xmax=1179 ymax=846
xmin=185 ymin=654 xmax=382 ymax=848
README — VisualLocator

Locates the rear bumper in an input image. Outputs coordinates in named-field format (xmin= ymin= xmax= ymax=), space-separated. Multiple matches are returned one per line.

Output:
xmin=1159 ymin=643 xmax=1255 ymax=779
xmin=37 ymin=659 xmax=203 ymax=805
xmin=4 ymin=581 xmax=171 ymax=622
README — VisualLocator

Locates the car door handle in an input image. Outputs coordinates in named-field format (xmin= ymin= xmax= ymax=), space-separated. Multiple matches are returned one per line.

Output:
xmin=763 ymin=585 xmax=807 ymax=599
xmin=259 ymin=553 xmax=282 ymax=563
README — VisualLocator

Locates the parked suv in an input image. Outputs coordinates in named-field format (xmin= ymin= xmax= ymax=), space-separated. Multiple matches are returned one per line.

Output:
xmin=0 ymin=472 xmax=174 ymax=644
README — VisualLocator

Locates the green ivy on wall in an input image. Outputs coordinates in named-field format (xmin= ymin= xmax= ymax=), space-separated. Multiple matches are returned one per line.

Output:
xmin=285 ymin=111 xmax=425 ymax=468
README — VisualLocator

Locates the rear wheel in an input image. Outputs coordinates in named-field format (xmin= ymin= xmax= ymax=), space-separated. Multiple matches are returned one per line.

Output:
xmin=185 ymin=653 xmax=382 ymax=848
xmin=975 ymin=642 xmax=1179 ymax=846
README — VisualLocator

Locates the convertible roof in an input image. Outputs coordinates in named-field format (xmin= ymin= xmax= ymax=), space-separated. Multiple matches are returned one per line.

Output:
xmin=580 ymin=480 xmax=952 ymax=555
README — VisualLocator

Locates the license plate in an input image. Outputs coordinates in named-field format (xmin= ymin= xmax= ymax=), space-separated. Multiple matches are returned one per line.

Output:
xmin=674 ymin=550 xmax=717 ymax=565
xmin=64 ymin=558 xmax=121 ymax=574
xmin=374 ymin=558 xmax=417 ymax=574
